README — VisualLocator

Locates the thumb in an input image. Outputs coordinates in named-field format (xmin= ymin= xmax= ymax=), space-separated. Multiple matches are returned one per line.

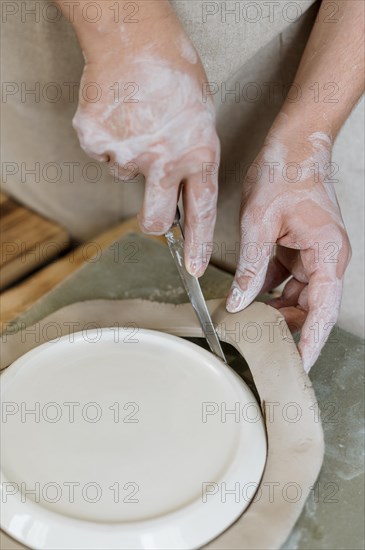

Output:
xmin=226 ymin=215 xmax=275 ymax=313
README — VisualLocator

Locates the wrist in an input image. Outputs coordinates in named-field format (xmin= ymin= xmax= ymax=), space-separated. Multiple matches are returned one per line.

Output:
xmin=264 ymin=112 xmax=334 ymax=187
xmin=275 ymin=79 xmax=350 ymax=141
xmin=269 ymin=110 xmax=334 ymax=146
xmin=57 ymin=0 xmax=173 ymax=61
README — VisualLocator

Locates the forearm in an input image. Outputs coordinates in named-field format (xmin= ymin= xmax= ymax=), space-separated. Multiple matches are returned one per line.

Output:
xmin=54 ymin=0 xmax=173 ymax=58
xmin=279 ymin=0 xmax=364 ymax=139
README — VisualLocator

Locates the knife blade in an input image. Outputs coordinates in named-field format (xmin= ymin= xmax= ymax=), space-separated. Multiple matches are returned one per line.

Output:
xmin=165 ymin=208 xmax=227 ymax=363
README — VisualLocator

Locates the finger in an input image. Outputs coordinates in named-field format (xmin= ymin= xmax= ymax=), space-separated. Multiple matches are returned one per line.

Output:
xmin=260 ymin=244 xmax=306 ymax=296
xmin=259 ymin=255 xmax=290 ymax=295
xmin=267 ymin=277 xmax=306 ymax=309
xmin=277 ymin=306 xmax=307 ymax=334
xmin=109 ymin=160 xmax=140 ymax=182
xmin=298 ymin=272 xmax=343 ymax=372
xmin=72 ymin=115 xmax=111 ymax=163
xmin=138 ymin=178 xmax=180 ymax=235
xmin=182 ymin=171 xmax=218 ymax=277
xmin=297 ymin=226 xmax=350 ymax=372
xmin=226 ymin=211 xmax=277 ymax=313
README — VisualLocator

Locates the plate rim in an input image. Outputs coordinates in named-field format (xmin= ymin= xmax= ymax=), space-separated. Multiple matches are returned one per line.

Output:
xmin=1 ymin=327 xmax=267 ymax=550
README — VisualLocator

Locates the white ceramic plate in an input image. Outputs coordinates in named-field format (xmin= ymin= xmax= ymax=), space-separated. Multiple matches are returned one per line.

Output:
xmin=1 ymin=328 xmax=266 ymax=549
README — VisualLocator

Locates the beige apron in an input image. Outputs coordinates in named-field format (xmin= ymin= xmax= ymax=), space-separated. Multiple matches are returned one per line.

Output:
xmin=1 ymin=0 xmax=364 ymax=336
xmin=2 ymin=0 xmax=318 ymax=238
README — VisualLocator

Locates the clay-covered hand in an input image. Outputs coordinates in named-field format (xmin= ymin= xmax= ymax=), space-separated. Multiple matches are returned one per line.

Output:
xmin=226 ymin=116 xmax=351 ymax=372
xmin=72 ymin=5 xmax=219 ymax=277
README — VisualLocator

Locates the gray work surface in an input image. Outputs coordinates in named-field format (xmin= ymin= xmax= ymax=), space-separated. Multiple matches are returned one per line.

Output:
xmin=6 ymin=233 xmax=365 ymax=550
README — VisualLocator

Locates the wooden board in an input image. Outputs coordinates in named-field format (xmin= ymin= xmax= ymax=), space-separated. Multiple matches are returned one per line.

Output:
xmin=0 ymin=215 xmax=165 ymax=331
xmin=0 ymin=192 xmax=70 ymax=290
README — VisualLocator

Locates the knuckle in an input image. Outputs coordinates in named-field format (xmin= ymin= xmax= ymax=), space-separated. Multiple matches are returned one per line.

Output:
xmin=143 ymin=222 xmax=169 ymax=234
xmin=185 ymin=145 xmax=220 ymax=177
xmin=111 ymin=161 xmax=140 ymax=181
xmin=72 ymin=113 xmax=95 ymax=152
xmin=188 ymin=206 xmax=216 ymax=230
xmin=235 ymin=265 xmax=258 ymax=281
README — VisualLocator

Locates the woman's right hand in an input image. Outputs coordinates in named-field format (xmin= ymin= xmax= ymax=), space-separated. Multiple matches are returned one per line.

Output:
xmin=67 ymin=0 xmax=220 ymax=277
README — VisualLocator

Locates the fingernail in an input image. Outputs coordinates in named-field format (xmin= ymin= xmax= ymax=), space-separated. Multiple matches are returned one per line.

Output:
xmin=300 ymin=349 xmax=316 ymax=374
xmin=302 ymin=353 xmax=317 ymax=374
xmin=187 ymin=258 xmax=203 ymax=277
xmin=226 ymin=287 xmax=245 ymax=313
xmin=302 ymin=355 xmax=311 ymax=373
xmin=138 ymin=216 xmax=167 ymax=235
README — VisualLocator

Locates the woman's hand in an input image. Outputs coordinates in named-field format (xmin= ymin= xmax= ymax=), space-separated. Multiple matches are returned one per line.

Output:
xmin=67 ymin=0 xmax=219 ymax=277
xmin=226 ymin=116 xmax=351 ymax=371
